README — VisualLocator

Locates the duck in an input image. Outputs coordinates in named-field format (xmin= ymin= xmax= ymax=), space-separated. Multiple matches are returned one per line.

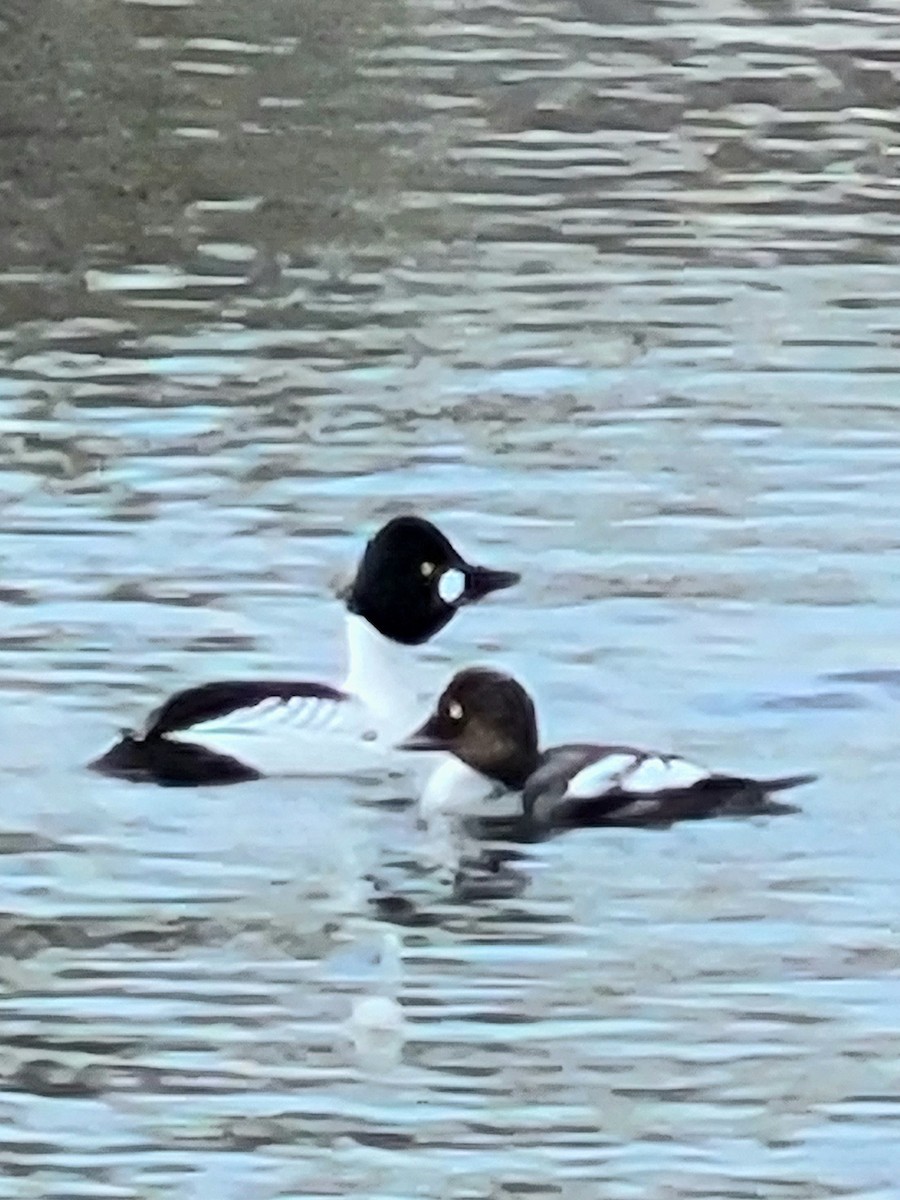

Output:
xmin=401 ymin=668 xmax=815 ymax=828
xmin=90 ymin=518 xmax=519 ymax=786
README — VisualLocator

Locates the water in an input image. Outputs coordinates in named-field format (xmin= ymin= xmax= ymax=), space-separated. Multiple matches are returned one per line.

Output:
xmin=1 ymin=0 xmax=899 ymax=1194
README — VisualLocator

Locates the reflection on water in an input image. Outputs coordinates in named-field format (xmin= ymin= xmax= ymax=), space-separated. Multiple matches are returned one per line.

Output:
xmin=1 ymin=0 xmax=900 ymax=1194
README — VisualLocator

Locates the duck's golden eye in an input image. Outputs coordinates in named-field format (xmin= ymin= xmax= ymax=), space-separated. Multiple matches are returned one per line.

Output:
xmin=420 ymin=561 xmax=435 ymax=578
xmin=448 ymin=700 xmax=464 ymax=720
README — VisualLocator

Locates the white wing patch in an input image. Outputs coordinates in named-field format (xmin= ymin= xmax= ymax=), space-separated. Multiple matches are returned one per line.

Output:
xmin=565 ymin=752 xmax=710 ymax=801
xmin=564 ymin=753 xmax=639 ymax=800
xmin=171 ymin=694 xmax=346 ymax=737
xmin=626 ymin=755 xmax=708 ymax=793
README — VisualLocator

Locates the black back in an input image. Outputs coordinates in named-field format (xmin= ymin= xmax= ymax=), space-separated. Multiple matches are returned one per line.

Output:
xmin=143 ymin=680 xmax=346 ymax=739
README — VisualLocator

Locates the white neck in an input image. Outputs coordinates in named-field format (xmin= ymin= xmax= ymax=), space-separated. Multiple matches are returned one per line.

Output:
xmin=342 ymin=613 xmax=423 ymax=740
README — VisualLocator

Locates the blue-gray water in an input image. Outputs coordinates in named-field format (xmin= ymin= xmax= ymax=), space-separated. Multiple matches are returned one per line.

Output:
xmin=1 ymin=0 xmax=900 ymax=1195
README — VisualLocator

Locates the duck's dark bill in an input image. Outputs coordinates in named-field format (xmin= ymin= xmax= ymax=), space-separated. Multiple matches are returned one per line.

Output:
xmin=462 ymin=565 xmax=520 ymax=602
xmin=399 ymin=721 xmax=448 ymax=752
xmin=399 ymin=735 xmax=447 ymax=752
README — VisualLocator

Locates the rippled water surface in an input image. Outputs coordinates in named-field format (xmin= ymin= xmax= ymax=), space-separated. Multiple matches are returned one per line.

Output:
xmin=2 ymin=0 xmax=900 ymax=1194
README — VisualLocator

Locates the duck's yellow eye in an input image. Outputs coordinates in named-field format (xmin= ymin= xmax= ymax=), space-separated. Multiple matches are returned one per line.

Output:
xmin=420 ymin=561 xmax=435 ymax=578
xmin=448 ymin=700 xmax=464 ymax=720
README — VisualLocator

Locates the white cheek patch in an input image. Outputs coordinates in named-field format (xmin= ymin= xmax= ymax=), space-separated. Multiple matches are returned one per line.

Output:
xmin=438 ymin=568 xmax=466 ymax=605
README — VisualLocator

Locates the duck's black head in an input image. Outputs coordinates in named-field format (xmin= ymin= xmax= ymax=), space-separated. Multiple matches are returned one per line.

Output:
xmin=401 ymin=667 xmax=539 ymax=789
xmin=345 ymin=516 xmax=519 ymax=646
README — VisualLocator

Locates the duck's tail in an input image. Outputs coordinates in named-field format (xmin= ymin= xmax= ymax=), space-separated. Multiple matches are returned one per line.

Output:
xmin=89 ymin=732 xmax=260 ymax=786
xmin=759 ymin=772 xmax=817 ymax=794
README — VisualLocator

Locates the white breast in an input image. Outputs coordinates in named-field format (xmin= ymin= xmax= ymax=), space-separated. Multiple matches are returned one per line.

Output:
xmin=342 ymin=614 xmax=425 ymax=743
xmin=419 ymin=757 xmax=505 ymax=820
xmin=564 ymin=752 xmax=710 ymax=801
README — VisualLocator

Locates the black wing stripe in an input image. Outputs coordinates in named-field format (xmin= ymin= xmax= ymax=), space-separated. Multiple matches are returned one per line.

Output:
xmin=145 ymin=680 xmax=347 ymax=739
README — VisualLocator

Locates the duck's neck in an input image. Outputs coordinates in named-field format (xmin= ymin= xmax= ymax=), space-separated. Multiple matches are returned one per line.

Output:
xmin=342 ymin=613 xmax=423 ymax=739
xmin=498 ymin=751 xmax=540 ymax=792
xmin=467 ymin=744 xmax=539 ymax=793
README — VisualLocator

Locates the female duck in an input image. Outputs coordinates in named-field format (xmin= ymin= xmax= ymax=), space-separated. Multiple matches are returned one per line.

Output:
xmin=402 ymin=668 xmax=815 ymax=827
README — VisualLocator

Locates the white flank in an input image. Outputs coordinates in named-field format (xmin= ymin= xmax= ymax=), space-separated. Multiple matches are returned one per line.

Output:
xmin=166 ymin=613 xmax=436 ymax=776
xmin=168 ymin=693 xmax=383 ymax=776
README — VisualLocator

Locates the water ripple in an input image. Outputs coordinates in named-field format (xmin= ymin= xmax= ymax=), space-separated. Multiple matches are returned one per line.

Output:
xmin=1 ymin=0 xmax=899 ymax=1194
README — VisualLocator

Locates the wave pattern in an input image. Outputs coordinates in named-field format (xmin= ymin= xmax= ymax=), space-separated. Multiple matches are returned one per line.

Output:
xmin=0 ymin=0 xmax=899 ymax=1195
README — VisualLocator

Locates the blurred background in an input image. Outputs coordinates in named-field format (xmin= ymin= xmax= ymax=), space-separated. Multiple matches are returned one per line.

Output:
xmin=1 ymin=0 xmax=899 ymax=1195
